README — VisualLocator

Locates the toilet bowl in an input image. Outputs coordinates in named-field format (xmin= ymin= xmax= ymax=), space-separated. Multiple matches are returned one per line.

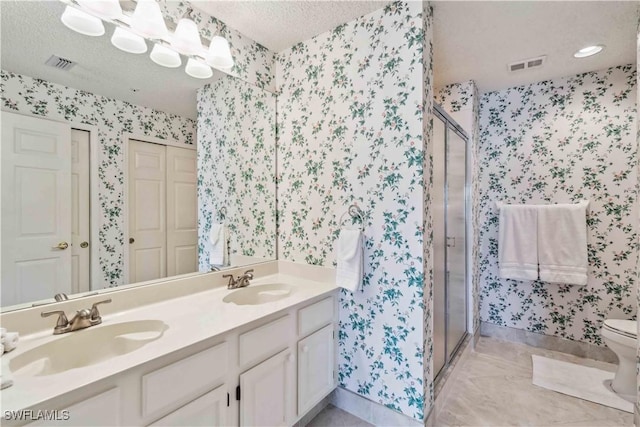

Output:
xmin=601 ymin=319 xmax=636 ymax=401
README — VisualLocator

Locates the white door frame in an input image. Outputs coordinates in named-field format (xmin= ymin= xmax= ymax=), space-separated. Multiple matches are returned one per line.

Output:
xmin=122 ymin=133 xmax=196 ymax=285
xmin=0 ymin=109 xmax=101 ymax=292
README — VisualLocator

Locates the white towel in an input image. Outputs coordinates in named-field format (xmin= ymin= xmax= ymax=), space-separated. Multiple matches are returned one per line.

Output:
xmin=209 ymin=224 xmax=227 ymax=266
xmin=2 ymin=332 xmax=18 ymax=353
xmin=498 ymin=203 xmax=539 ymax=281
xmin=537 ymin=201 xmax=589 ymax=286
xmin=336 ymin=228 xmax=364 ymax=292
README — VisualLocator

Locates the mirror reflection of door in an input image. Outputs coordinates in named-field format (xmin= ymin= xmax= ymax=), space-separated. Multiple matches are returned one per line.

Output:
xmin=128 ymin=139 xmax=197 ymax=284
xmin=1 ymin=111 xmax=91 ymax=306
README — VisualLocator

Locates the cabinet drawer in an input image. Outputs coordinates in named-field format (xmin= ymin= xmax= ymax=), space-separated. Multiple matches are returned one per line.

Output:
xmin=28 ymin=388 xmax=120 ymax=426
xmin=239 ymin=315 xmax=291 ymax=367
xmin=142 ymin=342 xmax=228 ymax=417
xmin=298 ymin=296 xmax=334 ymax=338
xmin=148 ymin=384 xmax=228 ymax=427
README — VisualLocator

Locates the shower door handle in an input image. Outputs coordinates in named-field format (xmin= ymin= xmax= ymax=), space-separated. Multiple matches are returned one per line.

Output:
xmin=447 ymin=237 xmax=456 ymax=248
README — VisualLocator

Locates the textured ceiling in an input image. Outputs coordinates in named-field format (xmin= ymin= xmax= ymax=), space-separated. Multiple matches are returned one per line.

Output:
xmin=433 ymin=1 xmax=638 ymax=94
xmin=190 ymin=1 xmax=392 ymax=52
xmin=2 ymin=1 xmax=637 ymax=120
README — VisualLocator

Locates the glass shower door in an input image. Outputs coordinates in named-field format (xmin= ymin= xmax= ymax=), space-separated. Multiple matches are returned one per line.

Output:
xmin=446 ymin=129 xmax=467 ymax=360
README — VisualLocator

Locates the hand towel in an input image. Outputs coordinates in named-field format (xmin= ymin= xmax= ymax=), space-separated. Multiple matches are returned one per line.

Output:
xmin=209 ymin=224 xmax=227 ymax=266
xmin=2 ymin=332 xmax=18 ymax=352
xmin=538 ymin=201 xmax=589 ymax=286
xmin=498 ymin=203 xmax=539 ymax=281
xmin=336 ymin=228 xmax=364 ymax=292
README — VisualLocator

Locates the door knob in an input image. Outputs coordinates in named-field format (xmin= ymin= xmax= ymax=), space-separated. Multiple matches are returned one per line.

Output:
xmin=80 ymin=241 xmax=89 ymax=248
xmin=129 ymin=237 xmax=135 ymax=244
xmin=52 ymin=242 xmax=69 ymax=250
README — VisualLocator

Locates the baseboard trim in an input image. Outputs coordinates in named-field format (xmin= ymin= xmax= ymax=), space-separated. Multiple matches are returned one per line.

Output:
xmin=330 ymin=387 xmax=422 ymax=426
xmin=480 ymin=321 xmax=617 ymax=363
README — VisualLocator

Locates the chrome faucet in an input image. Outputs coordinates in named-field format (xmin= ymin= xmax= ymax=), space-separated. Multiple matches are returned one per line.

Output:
xmin=41 ymin=299 xmax=112 ymax=335
xmin=223 ymin=269 xmax=254 ymax=289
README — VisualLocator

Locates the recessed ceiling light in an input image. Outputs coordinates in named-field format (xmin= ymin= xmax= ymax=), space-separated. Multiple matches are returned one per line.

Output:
xmin=574 ymin=45 xmax=604 ymax=58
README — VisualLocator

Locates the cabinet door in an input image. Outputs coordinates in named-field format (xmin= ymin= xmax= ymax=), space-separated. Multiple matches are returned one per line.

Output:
xmin=240 ymin=349 xmax=295 ymax=426
xmin=298 ymin=324 xmax=336 ymax=415
xmin=148 ymin=385 xmax=227 ymax=427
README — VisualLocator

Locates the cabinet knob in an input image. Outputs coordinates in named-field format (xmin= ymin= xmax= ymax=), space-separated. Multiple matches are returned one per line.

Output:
xmin=302 ymin=345 xmax=309 ymax=353
xmin=129 ymin=237 xmax=135 ymax=244
xmin=52 ymin=242 xmax=69 ymax=250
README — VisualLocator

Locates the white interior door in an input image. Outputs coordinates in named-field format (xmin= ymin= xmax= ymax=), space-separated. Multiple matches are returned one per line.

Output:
xmin=1 ymin=111 xmax=72 ymax=306
xmin=166 ymin=146 xmax=197 ymax=276
xmin=128 ymin=139 xmax=166 ymax=283
xmin=71 ymin=129 xmax=90 ymax=294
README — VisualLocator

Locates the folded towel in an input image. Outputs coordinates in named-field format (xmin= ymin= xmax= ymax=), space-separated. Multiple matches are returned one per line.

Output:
xmin=336 ymin=228 xmax=364 ymax=292
xmin=0 ymin=328 xmax=6 ymax=338
xmin=0 ymin=344 xmax=3 ymax=355
xmin=1 ymin=358 xmax=12 ymax=389
xmin=209 ymin=224 xmax=227 ymax=266
xmin=2 ymin=332 xmax=18 ymax=353
xmin=538 ymin=201 xmax=589 ymax=286
xmin=498 ymin=203 xmax=539 ymax=281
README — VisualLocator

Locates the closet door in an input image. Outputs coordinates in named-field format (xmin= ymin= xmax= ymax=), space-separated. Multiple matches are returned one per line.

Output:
xmin=129 ymin=140 xmax=167 ymax=283
xmin=70 ymin=129 xmax=91 ymax=293
xmin=166 ymin=146 xmax=197 ymax=276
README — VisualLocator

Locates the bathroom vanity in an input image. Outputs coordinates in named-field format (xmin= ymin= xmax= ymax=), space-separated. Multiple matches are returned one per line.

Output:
xmin=0 ymin=262 xmax=339 ymax=426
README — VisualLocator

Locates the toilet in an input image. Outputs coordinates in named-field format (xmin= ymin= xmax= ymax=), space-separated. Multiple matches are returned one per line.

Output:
xmin=601 ymin=319 xmax=636 ymax=401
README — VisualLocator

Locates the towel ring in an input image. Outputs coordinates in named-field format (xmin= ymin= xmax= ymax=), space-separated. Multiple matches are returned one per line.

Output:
xmin=217 ymin=206 xmax=227 ymax=222
xmin=339 ymin=204 xmax=364 ymax=230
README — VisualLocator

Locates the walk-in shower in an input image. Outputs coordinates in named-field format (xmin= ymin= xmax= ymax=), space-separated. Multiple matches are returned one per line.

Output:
xmin=432 ymin=103 xmax=469 ymax=379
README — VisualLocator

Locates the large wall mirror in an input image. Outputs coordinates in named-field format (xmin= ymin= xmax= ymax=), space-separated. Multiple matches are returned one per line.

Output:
xmin=0 ymin=1 xmax=276 ymax=311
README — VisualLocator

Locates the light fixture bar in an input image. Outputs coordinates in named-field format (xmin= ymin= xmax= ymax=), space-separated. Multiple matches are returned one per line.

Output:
xmin=57 ymin=0 xmax=234 ymax=77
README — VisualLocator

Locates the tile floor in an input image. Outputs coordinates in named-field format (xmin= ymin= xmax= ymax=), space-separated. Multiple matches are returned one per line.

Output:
xmin=308 ymin=337 xmax=634 ymax=426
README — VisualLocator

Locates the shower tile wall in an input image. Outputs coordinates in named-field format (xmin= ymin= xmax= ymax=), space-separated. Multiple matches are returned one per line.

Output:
xmin=276 ymin=1 xmax=433 ymax=420
xmin=477 ymin=64 xmax=638 ymax=345
xmin=0 ymin=70 xmax=195 ymax=287
xmin=435 ymin=81 xmax=481 ymax=333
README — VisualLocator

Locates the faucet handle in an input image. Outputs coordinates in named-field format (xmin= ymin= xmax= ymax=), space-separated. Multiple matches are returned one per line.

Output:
xmin=243 ymin=269 xmax=254 ymax=279
xmin=89 ymin=299 xmax=112 ymax=323
xmin=223 ymin=273 xmax=236 ymax=288
xmin=41 ymin=310 xmax=69 ymax=333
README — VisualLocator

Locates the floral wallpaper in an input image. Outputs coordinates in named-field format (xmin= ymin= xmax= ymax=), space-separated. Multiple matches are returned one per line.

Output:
xmin=197 ymin=75 xmax=276 ymax=270
xmin=636 ymin=22 xmax=640 ymax=420
xmin=1 ymin=70 xmax=196 ymax=288
xmin=276 ymin=2 xmax=431 ymax=420
xmin=159 ymin=1 xmax=275 ymax=92
xmin=477 ymin=64 xmax=638 ymax=345
xmin=435 ymin=81 xmax=481 ymax=334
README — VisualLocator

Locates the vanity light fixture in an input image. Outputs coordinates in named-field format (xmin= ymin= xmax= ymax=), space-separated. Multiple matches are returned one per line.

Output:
xmin=60 ymin=6 xmax=105 ymax=37
xmin=150 ymin=43 xmax=182 ymax=68
xmin=207 ymin=36 xmax=234 ymax=69
xmin=573 ymin=45 xmax=604 ymax=58
xmin=57 ymin=0 xmax=234 ymax=79
xmin=131 ymin=0 xmax=168 ymax=40
xmin=111 ymin=27 xmax=148 ymax=54
xmin=185 ymin=58 xmax=213 ymax=79
xmin=172 ymin=15 xmax=202 ymax=56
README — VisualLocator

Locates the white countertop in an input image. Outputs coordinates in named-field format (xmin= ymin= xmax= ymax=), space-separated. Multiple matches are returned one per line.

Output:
xmin=1 ymin=272 xmax=338 ymax=411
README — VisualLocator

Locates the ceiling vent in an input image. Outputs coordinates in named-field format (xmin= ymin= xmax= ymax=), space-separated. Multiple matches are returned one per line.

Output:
xmin=508 ymin=55 xmax=546 ymax=73
xmin=44 ymin=55 xmax=76 ymax=71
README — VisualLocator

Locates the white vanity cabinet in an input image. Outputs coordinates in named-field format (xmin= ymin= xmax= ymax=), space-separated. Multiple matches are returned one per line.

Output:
xmin=18 ymin=291 xmax=337 ymax=427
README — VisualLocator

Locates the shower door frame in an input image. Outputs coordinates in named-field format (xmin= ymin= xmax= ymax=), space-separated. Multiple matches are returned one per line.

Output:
xmin=433 ymin=103 xmax=470 ymax=383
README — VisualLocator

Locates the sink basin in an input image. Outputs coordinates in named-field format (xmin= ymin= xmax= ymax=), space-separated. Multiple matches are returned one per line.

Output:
xmin=10 ymin=320 xmax=168 ymax=377
xmin=223 ymin=283 xmax=293 ymax=305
